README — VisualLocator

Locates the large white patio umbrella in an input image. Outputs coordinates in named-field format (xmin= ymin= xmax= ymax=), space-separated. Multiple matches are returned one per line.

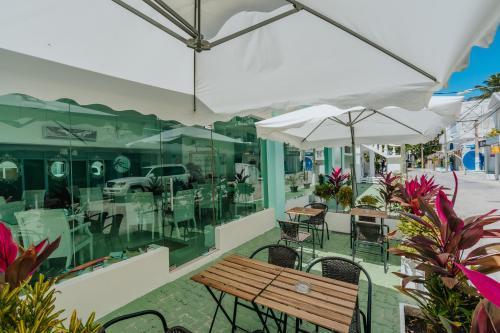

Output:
xmin=255 ymin=96 xmax=463 ymax=195
xmin=0 ymin=1 xmax=498 ymax=123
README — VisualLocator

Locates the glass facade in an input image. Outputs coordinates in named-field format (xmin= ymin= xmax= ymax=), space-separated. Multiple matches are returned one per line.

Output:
xmin=0 ymin=94 xmax=264 ymax=278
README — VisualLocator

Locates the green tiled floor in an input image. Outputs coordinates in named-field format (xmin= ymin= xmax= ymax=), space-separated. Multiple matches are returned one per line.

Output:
xmin=100 ymin=229 xmax=410 ymax=333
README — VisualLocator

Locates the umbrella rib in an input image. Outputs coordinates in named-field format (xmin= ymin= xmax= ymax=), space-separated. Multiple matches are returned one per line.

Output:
xmin=351 ymin=110 xmax=377 ymax=125
xmin=153 ymin=0 xmax=198 ymax=36
xmin=372 ymin=110 xmax=424 ymax=135
xmin=287 ymin=0 xmax=438 ymax=83
xmin=111 ymin=0 xmax=188 ymax=44
xmin=142 ymin=0 xmax=198 ymax=38
xmin=301 ymin=118 xmax=328 ymax=142
xmin=211 ymin=7 xmax=300 ymax=48
xmin=351 ymin=109 xmax=367 ymax=124
xmin=328 ymin=117 xmax=348 ymax=127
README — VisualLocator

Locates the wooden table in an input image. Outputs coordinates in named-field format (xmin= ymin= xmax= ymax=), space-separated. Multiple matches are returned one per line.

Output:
xmin=286 ymin=207 xmax=324 ymax=218
xmin=349 ymin=208 xmax=388 ymax=220
xmin=191 ymin=254 xmax=359 ymax=333
xmin=286 ymin=207 xmax=325 ymax=255
xmin=255 ymin=268 xmax=358 ymax=333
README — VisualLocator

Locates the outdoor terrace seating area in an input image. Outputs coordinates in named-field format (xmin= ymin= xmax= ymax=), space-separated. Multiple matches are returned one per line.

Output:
xmin=99 ymin=228 xmax=406 ymax=333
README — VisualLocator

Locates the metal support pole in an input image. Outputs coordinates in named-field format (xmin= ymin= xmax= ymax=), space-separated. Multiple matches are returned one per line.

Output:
xmin=348 ymin=112 xmax=357 ymax=203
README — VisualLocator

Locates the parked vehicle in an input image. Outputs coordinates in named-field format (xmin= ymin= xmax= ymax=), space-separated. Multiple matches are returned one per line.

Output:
xmin=103 ymin=164 xmax=189 ymax=196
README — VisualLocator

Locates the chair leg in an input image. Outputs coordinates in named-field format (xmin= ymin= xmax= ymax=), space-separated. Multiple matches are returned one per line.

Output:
xmin=352 ymin=241 xmax=356 ymax=261
xmin=325 ymin=222 xmax=330 ymax=240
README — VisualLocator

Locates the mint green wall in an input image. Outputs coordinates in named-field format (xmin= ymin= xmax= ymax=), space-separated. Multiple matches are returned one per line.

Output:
xmin=324 ymin=147 xmax=332 ymax=174
xmin=264 ymin=140 xmax=285 ymax=220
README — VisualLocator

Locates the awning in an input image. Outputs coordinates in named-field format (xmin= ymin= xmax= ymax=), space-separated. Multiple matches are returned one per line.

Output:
xmin=0 ymin=1 xmax=498 ymax=122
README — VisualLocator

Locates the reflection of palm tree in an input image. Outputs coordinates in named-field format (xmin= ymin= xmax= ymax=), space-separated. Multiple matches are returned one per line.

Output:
xmin=474 ymin=73 xmax=500 ymax=99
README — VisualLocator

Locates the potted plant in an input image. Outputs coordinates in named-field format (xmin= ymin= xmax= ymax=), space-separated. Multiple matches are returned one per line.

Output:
xmin=389 ymin=174 xmax=500 ymax=333
xmin=313 ymin=182 xmax=334 ymax=202
xmin=0 ymin=223 xmax=101 ymax=332
xmin=328 ymin=167 xmax=350 ymax=212
xmin=287 ymin=174 xmax=299 ymax=192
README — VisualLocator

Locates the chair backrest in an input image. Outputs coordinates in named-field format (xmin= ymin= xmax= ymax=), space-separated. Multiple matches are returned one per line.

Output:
xmin=79 ymin=187 xmax=103 ymax=202
xmin=104 ymin=214 xmax=124 ymax=237
xmin=0 ymin=201 xmax=25 ymax=225
xmin=15 ymin=209 xmax=71 ymax=260
xmin=278 ymin=220 xmax=300 ymax=241
xmin=306 ymin=257 xmax=372 ymax=333
xmin=355 ymin=204 xmax=378 ymax=222
xmin=101 ymin=310 xmax=169 ymax=333
xmin=125 ymin=192 xmax=155 ymax=226
xmin=173 ymin=190 xmax=195 ymax=222
xmin=305 ymin=202 xmax=328 ymax=223
xmin=250 ymin=244 xmax=300 ymax=270
xmin=22 ymin=190 xmax=46 ymax=209
xmin=197 ymin=185 xmax=215 ymax=208
xmin=355 ymin=221 xmax=383 ymax=243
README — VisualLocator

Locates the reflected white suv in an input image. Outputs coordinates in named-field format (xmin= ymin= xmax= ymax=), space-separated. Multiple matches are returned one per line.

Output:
xmin=103 ymin=164 xmax=189 ymax=196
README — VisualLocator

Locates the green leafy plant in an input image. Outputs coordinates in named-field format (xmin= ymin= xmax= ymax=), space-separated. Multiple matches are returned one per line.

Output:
xmin=147 ymin=176 xmax=164 ymax=196
xmin=337 ymin=185 xmax=353 ymax=211
xmin=397 ymin=215 xmax=436 ymax=239
xmin=357 ymin=194 xmax=380 ymax=207
xmin=0 ymin=275 xmax=101 ymax=333
xmin=313 ymin=183 xmax=334 ymax=202
xmin=286 ymin=174 xmax=299 ymax=186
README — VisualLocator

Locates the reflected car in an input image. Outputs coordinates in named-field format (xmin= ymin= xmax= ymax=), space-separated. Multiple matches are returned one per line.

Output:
xmin=103 ymin=164 xmax=189 ymax=196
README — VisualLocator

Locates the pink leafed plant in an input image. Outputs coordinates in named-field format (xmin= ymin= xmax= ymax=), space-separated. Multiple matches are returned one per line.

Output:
xmin=328 ymin=167 xmax=350 ymax=194
xmin=0 ymin=222 xmax=60 ymax=288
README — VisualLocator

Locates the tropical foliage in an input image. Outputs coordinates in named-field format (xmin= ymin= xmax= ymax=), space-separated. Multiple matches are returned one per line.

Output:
xmin=474 ymin=73 xmax=500 ymax=99
xmin=389 ymin=176 xmax=500 ymax=332
xmin=337 ymin=185 xmax=353 ymax=210
xmin=328 ymin=167 xmax=350 ymax=195
xmin=0 ymin=223 xmax=101 ymax=332
xmin=377 ymin=171 xmax=400 ymax=211
xmin=392 ymin=174 xmax=444 ymax=216
xmin=357 ymin=194 xmax=380 ymax=207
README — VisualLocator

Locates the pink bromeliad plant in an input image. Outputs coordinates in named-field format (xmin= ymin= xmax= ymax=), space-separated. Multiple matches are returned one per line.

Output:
xmin=0 ymin=223 xmax=60 ymax=289
xmin=328 ymin=167 xmax=350 ymax=193
xmin=390 ymin=175 xmax=500 ymax=332
xmin=377 ymin=171 xmax=400 ymax=211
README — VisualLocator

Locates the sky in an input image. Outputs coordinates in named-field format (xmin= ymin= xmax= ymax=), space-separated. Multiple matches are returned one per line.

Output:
xmin=436 ymin=30 xmax=500 ymax=99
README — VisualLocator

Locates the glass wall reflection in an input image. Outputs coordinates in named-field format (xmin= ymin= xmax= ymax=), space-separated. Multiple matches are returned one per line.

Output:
xmin=0 ymin=94 xmax=264 ymax=278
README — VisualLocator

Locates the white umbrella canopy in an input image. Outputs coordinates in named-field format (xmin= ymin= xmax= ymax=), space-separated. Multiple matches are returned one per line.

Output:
xmin=255 ymin=96 xmax=464 ymax=150
xmin=0 ymin=0 xmax=498 ymax=121
xmin=126 ymin=126 xmax=244 ymax=147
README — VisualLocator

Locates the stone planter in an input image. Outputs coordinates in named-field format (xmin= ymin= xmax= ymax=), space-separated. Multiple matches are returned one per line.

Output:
xmin=303 ymin=183 xmax=311 ymax=189
xmin=399 ymin=303 xmax=426 ymax=333
xmin=289 ymin=185 xmax=299 ymax=192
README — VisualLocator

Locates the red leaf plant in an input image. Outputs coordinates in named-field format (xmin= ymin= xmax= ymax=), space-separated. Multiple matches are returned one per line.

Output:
xmin=392 ymin=173 xmax=449 ymax=216
xmin=389 ymin=174 xmax=500 ymax=332
xmin=0 ymin=222 xmax=60 ymax=289
xmin=377 ymin=171 xmax=400 ymax=211
xmin=328 ymin=167 xmax=350 ymax=195
xmin=456 ymin=264 xmax=500 ymax=333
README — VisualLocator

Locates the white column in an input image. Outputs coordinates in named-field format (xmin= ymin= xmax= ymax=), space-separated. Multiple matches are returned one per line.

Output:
xmin=369 ymin=150 xmax=375 ymax=177
xmin=495 ymin=153 xmax=499 ymax=181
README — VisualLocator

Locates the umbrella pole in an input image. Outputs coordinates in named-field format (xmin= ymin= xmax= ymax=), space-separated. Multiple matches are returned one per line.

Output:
xmin=348 ymin=113 xmax=358 ymax=206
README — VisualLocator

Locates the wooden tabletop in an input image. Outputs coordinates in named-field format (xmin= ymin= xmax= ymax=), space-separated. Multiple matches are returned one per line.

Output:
xmin=254 ymin=268 xmax=358 ymax=333
xmin=350 ymin=207 xmax=388 ymax=219
xmin=286 ymin=207 xmax=324 ymax=217
xmin=191 ymin=254 xmax=283 ymax=302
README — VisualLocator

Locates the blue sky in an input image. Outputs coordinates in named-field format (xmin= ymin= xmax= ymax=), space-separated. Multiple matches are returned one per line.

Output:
xmin=437 ymin=30 xmax=500 ymax=99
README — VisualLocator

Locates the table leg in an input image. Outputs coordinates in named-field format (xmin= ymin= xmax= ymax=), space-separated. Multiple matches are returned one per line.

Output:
xmin=295 ymin=317 xmax=300 ymax=333
xmin=205 ymin=287 xmax=234 ymax=332
xmin=252 ymin=302 xmax=271 ymax=333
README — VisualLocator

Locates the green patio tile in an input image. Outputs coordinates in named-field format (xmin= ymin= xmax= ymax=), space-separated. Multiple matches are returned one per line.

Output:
xmin=100 ymin=229 xmax=409 ymax=333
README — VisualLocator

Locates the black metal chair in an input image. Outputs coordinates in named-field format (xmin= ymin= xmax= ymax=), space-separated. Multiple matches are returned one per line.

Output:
xmin=100 ymin=310 xmax=192 ymax=333
xmin=277 ymin=220 xmax=312 ymax=260
xmin=302 ymin=202 xmax=329 ymax=248
xmin=351 ymin=205 xmax=389 ymax=273
xmin=102 ymin=213 xmax=124 ymax=252
xmin=250 ymin=244 xmax=301 ymax=270
xmin=306 ymin=257 xmax=372 ymax=333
